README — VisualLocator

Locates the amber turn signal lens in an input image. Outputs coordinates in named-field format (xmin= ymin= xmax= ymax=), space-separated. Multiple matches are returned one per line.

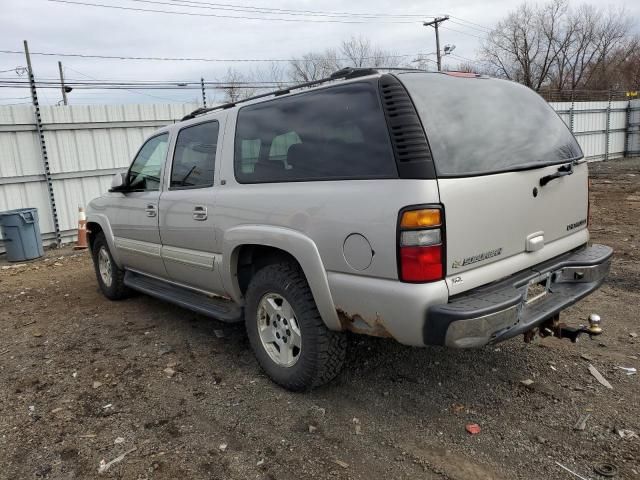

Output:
xmin=400 ymin=209 xmax=441 ymax=228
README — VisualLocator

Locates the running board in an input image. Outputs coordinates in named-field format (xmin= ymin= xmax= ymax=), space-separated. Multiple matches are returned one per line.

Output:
xmin=124 ymin=271 xmax=242 ymax=323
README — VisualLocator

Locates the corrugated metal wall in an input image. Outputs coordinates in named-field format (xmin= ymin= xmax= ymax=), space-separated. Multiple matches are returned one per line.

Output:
xmin=0 ymin=99 xmax=638 ymax=253
xmin=628 ymin=99 xmax=640 ymax=156
xmin=0 ymin=103 xmax=198 ymax=251
xmin=547 ymin=100 xmax=631 ymax=161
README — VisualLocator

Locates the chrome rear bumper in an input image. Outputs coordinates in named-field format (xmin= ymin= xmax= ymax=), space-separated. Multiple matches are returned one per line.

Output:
xmin=425 ymin=244 xmax=613 ymax=348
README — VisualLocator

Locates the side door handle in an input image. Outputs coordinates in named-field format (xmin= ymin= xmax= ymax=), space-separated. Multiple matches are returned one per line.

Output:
xmin=145 ymin=204 xmax=157 ymax=217
xmin=192 ymin=205 xmax=208 ymax=221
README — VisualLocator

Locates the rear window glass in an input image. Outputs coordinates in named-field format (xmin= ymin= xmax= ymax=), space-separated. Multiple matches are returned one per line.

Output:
xmin=234 ymin=82 xmax=397 ymax=183
xmin=398 ymin=73 xmax=582 ymax=176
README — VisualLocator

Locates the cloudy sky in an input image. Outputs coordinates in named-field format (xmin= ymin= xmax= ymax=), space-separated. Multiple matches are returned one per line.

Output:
xmin=1 ymin=0 xmax=637 ymax=105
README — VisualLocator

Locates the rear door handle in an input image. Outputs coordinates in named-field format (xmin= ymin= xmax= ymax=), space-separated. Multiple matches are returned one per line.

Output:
xmin=540 ymin=163 xmax=573 ymax=187
xmin=192 ymin=205 xmax=208 ymax=221
xmin=145 ymin=204 xmax=157 ymax=217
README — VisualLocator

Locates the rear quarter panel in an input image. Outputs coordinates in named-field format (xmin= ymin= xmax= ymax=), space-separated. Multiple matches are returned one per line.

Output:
xmin=215 ymin=109 xmax=440 ymax=281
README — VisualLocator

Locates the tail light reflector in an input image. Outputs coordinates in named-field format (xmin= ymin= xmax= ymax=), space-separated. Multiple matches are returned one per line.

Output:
xmin=400 ymin=245 xmax=443 ymax=282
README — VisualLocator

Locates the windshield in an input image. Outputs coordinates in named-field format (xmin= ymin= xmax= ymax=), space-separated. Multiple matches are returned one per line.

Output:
xmin=398 ymin=73 xmax=583 ymax=177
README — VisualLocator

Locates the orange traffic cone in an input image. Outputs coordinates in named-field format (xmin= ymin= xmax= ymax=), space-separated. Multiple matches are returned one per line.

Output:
xmin=74 ymin=206 xmax=88 ymax=250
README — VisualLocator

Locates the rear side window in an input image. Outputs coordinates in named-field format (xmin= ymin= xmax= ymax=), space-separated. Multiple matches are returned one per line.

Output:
xmin=234 ymin=82 xmax=397 ymax=183
xmin=170 ymin=121 xmax=219 ymax=189
xmin=398 ymin=73 xmax=583 ymax=177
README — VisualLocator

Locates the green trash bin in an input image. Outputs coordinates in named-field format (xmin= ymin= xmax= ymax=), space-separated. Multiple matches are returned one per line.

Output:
xmin=0 ymin=208 xmax=45 ymax=262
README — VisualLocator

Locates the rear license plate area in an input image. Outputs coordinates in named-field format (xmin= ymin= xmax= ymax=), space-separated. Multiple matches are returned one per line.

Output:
xmin=525 ymin=273 xmax=551 ymax=305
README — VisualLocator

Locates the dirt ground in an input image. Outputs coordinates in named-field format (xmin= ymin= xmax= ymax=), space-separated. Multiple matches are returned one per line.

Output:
xmin=1 ymin=159 xmax=639 ymax=480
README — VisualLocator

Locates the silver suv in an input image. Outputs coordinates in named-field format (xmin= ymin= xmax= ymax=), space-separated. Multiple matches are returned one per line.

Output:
xmin=87 ymin=68 xmax=612 ymax=391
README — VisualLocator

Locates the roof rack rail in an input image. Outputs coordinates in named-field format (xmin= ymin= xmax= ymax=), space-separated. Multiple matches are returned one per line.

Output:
xmin=180 ymin=67 xmax=379 ymax=121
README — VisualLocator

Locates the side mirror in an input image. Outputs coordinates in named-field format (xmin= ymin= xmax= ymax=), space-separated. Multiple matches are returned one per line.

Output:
xmin=109 ymin=172 xmax=128 ymax=192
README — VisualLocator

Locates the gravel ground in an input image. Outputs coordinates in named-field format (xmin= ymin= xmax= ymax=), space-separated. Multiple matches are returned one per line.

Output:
xmin=0 ymin=158 xmax=639 ymax=480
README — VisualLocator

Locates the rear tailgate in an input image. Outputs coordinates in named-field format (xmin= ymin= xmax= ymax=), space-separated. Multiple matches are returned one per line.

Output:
xmin=438 ymin=163 xmax=588 ymax=276
xmin=397 ymin=72 xmax=589 ymax=293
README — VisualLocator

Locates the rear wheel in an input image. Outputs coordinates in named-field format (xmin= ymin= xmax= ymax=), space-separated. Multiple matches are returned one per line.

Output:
xmin=91 ymin=232 xmax=130 ymax=300
xmin=245 ymin=262 xmax=346 ymax=391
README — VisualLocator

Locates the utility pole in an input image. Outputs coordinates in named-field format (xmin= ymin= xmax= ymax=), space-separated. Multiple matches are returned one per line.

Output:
xmin=58 ymin=61 xmax=68 ymax=105
xmin=24 ymin=40 xmax=62 ymax=247
xmin=423 ymin=16 xmax=450 ymax=71
xmin=200 ymin=77 xmax=207 ymax=108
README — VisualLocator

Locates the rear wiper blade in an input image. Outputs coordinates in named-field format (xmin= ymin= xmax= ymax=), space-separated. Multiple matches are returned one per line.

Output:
xmin=539 ymin=163 xmax=573 ymax=187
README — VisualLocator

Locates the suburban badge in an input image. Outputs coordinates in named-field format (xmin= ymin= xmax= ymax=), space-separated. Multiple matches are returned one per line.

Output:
xmin=567 ymin=219 xmax=587 ymax=231
xmin=452 ymin=248 xmax=503 ymax=269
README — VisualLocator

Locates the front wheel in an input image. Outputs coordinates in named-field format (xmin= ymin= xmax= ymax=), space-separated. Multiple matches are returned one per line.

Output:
xmin=245 ymin=262 xmax=347 ymax=391
xmin=91 ymin=232 xmax=131 ymax=300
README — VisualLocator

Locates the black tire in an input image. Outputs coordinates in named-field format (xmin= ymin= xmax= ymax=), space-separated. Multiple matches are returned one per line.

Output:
xmin=245 ymin=262 xmax=347 ymax=391
xmin=91 ymin=232 xmax=131 ymax=300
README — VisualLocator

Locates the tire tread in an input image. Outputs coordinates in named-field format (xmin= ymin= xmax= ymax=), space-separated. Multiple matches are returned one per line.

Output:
xmin=245 ymin=262 xmax=346 ymax=390
xmin=91 ymin=232 xmax=130 ymax=300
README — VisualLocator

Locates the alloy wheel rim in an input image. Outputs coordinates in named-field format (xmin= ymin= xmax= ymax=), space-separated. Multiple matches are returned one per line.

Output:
xmin=257 ymin=293 xmax=302 ymax=367
xmin=98 ymin=247 xmax=113 ymax=287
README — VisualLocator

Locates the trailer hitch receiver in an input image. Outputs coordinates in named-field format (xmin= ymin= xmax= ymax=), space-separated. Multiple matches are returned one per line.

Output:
xmin=535 ymin=313 xmax=603 ymax=343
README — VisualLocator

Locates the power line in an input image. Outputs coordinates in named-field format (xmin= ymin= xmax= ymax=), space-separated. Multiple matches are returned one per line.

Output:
xmin=0 ymin=67 xmax=26 ymax=74
xmin=0 ymin=96 xmax=31 ymax=100
xmin=0 ymin=79 xmax=289 ymax=92
xmin=62 ymin=65 xmax=205 ymax=102
xmin=449 ymin=53 xmax=483 ymax=66
xmin=440 ymin=25 xmax=486 ymax=40
xmin=448 ymin=19 xmax=492 ymax=34
xmin=0 ymin=78 xmax=296 ymax=85
xmin=46 ymin=0 xmax=427 ymax=24
xmin=0 ymin=76 xmax=295 ymax=84
xmin=0 ymin=84 xmax=296 ymax=90
xmin=168 ymin=0 xmax=435 ymax=18
xmin=139 ymin=0 xmax=432 ymax=19
xmin=449 ymin=15 xmax=492 ymax=32
xmin=0 ymin=48 xmax=420 ymax=63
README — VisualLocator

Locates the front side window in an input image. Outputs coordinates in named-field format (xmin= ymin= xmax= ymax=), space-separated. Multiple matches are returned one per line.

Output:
xmin=170 ymin=121 xmax=219 ymax=189
xmin=128 ymin=133 xmax=169 ymax=191
xmin=234 ymin=82 xmax=397 ymax=183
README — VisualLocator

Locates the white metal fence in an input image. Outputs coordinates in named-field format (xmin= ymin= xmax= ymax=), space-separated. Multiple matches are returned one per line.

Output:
xmin=1 ymin=99 xmax=639 ymax=253
xmin=548 ymin=99 xmax=639 ymax=161
xmin=0 ymin=103 xmax=198 ymax=252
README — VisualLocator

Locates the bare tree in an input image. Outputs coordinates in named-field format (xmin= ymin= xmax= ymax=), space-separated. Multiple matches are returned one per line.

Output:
xmin=615 ymin=39 xmax=640 ymax=90
xmin=452 ymin=62 xmax=477 ymax=73
xmin=220 ymin=67 xmax=255 ymax=103
xmin=289 ymin=36 xmax=406 ymax=82
xmin=584 ymin=7 xmax=635 ymax=89
xmin=481 ymin=0 xmax=636 ymax=91
xmin=289 ymin=50 xmax=340 ymax=82
xmin=481 ymin=0 xmax=568 ymax=90
xmin=339 ymin=36 xmax=404 ymax=68
xmin=253 ymin=62 xmax=290 ymax=89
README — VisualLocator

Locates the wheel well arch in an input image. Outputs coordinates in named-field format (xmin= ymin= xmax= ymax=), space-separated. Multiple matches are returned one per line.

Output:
xmin=87 ymin=221 xmax=103 ymax=251
xmin=235 ymin=244 xmax=301 ymax=295
xmin=222 ymin=227 xmax=341 ymax=331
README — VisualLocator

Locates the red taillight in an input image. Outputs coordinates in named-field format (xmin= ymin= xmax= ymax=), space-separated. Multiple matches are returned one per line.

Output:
xmin=398 ymin=206 xmax=445 ymax=283
xmin=399 ymin=245 xmax=443 ymax=282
